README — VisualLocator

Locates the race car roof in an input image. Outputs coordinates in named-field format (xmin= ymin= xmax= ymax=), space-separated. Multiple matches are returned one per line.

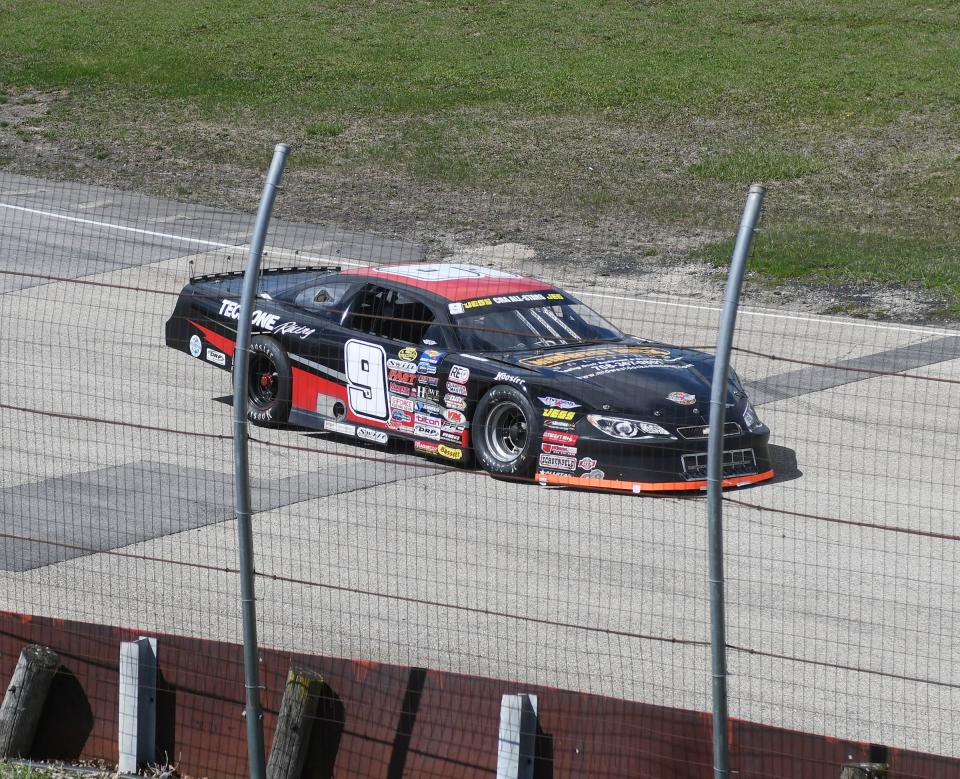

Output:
xmin=342 ymin=262 xmax=553 ymax=302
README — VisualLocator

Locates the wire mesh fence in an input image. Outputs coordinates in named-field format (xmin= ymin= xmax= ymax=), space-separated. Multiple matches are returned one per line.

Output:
xmin=0 ymin=149 xmax=958 ymax=778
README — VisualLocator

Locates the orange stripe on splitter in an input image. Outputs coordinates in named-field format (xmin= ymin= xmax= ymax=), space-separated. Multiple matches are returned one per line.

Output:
xmin=189 ymin=320 xmax=236 ymax=357
xmin=535 ymin=469 xmax=775 ymax=493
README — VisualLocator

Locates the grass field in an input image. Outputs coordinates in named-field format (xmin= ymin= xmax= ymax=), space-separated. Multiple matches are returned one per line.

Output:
xmin=1 ymin=1 xmax=959 ymax=316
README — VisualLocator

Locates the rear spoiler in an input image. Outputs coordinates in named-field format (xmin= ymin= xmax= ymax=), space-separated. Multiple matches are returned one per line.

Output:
xmin=188 ymin=265 xmax=342 ymax=283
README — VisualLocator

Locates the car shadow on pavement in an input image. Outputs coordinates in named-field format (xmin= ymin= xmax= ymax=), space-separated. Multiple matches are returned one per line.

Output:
xmin=767 ymin=443 xmax=802 ymax=486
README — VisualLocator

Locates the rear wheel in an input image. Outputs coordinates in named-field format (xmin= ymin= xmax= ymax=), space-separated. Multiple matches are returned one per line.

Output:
xmin=473 ymin=385 xmax=539 ymax=477
xmin=245 ymin=336 xmax=292 ymax=425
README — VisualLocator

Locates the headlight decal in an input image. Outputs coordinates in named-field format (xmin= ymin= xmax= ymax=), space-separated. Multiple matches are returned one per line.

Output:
xmin=587 ymin=414 xmax=673 ymax=439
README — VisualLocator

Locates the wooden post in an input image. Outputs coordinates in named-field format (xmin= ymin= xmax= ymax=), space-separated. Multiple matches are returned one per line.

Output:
xmin=0 ymin=644 xmax=59 ymax=757
xmin=266 ymin=666 xmax=325 ymax=779
xmin=841 ymin=764 xmax=889 ymax=779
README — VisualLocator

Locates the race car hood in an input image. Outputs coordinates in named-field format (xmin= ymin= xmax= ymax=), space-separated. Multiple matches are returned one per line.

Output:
xmin=487 ymin=341 xmax=737 ymax=422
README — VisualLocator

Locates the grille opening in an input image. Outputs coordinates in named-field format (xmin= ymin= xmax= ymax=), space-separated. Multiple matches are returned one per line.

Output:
xmin=677 ymin=422 xmax=741 ymax=440
xmin=681 ymin=448 xmax=757 ymax=480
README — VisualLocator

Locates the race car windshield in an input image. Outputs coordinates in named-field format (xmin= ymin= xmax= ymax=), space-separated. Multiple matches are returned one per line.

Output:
xmin=454 ymin=301 xmax=624 ymax=352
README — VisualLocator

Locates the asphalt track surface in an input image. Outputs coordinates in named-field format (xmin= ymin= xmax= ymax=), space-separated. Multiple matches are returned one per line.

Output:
xmin=1 ymin=171 xmax=958 ymax=758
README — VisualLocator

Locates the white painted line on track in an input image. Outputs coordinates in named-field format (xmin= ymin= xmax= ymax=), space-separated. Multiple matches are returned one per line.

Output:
xmin=0 ymin=202 xmax=238 ymax=249
xmin=0 ymin=202 xmax=368 ymax=268
xmin=5 ymin=199 xmax=957 ymax=338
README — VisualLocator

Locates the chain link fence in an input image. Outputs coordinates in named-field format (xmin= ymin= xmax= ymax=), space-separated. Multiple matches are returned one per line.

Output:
xmin=0 ymin=150 xmax=957 ymax=778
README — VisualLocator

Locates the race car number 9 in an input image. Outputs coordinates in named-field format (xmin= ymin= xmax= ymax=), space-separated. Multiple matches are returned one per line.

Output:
xmin=345 ymin=339 xmax=388 ymax=421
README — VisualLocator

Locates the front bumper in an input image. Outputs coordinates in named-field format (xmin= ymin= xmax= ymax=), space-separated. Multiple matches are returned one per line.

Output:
xmin=534 ymin=424 xmax=774 ymax=493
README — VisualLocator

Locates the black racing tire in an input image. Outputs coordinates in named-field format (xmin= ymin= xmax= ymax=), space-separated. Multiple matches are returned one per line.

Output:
xmin=472 ymin=385 xmax=540 ymax=477
xmin=245 ymin=336 xmax=292 ymax=426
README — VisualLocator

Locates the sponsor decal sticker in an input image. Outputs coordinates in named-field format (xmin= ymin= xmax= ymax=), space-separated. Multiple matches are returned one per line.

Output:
xmin=389 ymin=381 xmax=412 ymax=397
xmin=546 ymin=292 xmax=564 ymax=300
xmin=544 ymin=419 xmax=576 ymax=431
xmin=667 ymin=391 xmax=697 ymax=406
xmin=491 ymin=292 xmax=546 ymax=305
xmin=391 ymin=409 xmax=411 ymax=423
xmin=399 ymin=346 xmax=418 ymax=361
xmin=463 ymin=297 xmax=493 ymax=310
xmin=272 ymin=321 xmax=315 ymax=339
xmin=538 ymin=396 xmax=580 ymax=410
xmin=418 ymin=374 xmax=440 ymax=386
xmin=189 ymin=334 xmax=203 ymax=358
xmin=390 ymin=396 xmax=415 ymax=412
xmin=437 ymin=444 xmax=463 ymax=461
xmin=389 ymin=369 xmax=416 ymax=384
xmin=448 ymin=302 xmax=464 ymax=315
xmin=442 ymin=409 xmax=467 ymax=425
xmin=415 ymin=413 xmax=441 ymax=428
xmin=414 ymin=423 xmax=441 ymax=440
xmin=357 ymin=427 xmax=389 ymax=444
xmin=446 ymin=381 xmax=468 ymax=396
xmin=543 ymin=430 xmax=578 ymax=445
xmin=416 ymin=386 xmax=440 ymax=401
xmin=205 ymin=348 xmax=226 ymax=366
xmin=418 ymin=363 xmax=437 ymax=375
xmin=448 ymin=365 xmax=470 ymax=384
xmin=578 ymin=457 xmax=598 ymax=471
xmin=387 ymin=359 xmax=418 ymax=373
xmin=420 ymin=349 xmax=444 ymax=363
xmin=543 ymin=408 xmax=576 ymax=421
xmin=440 ymin=430 xmax=463 ymax=443
xmin=218 ymin=300 xmax=315 ymax=339
xmin=583 ymin=469 xmax=605 ymax=480
xmin=414 ymin=400 xmax=443 ymax=415
xmin=444 ymin=394 xmax=467 ymax=410
xmin=414 ymin=440 xmax=439 ymax=455
xmin=324 ymin=420 xmax=356 ymax=437
xmin=542 ymin=443 xmax=577 ymax=456
xmin=519 ymin=345 xmax=672 ymax=369
xmin=538 ymin=453 xmax=577 ymax=471
xmin=494 ymin=371 xmax=525 ymax=386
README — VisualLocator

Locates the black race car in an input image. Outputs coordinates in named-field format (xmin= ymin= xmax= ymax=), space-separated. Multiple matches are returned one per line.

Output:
xmin=165 ymin=262 xmax=773 ymax=492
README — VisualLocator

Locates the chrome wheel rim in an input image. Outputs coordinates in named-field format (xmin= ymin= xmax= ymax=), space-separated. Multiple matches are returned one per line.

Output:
xmin=483 ymin=400 xmax=528 ymax=465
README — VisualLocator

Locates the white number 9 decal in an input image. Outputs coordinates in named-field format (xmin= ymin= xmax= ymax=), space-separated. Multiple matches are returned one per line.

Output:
xmin=345 ymin=339 xmax=388 ymax=421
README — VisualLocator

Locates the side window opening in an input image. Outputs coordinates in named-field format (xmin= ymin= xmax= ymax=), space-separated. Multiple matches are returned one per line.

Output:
xmin=345 ymin=285 xmax=438 ymax=343
xmin=293 ymin=282 xmax=352 ymax=320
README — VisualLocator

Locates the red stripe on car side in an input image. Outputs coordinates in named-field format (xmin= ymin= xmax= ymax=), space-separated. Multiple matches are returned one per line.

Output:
xmin=291 ymin=367 xmax=346 ymax=411
xmin=188 ymin=321 xmax=236 ymax=357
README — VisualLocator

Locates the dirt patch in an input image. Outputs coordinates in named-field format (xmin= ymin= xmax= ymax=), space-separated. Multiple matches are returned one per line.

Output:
xmin=0 ymin=89 xmax=65 ymax=165
xmin=1 ymin=89 xmax=957 ymax=324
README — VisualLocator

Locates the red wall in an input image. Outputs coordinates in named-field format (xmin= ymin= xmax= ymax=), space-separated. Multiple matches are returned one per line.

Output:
xmin=1 ymin=613 xmax=956 ymax=778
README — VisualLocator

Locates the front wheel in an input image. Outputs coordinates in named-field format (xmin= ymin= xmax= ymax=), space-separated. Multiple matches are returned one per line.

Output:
xmin=473 ymin=385 xmax=540 ymax=477
xmin=245 ymin=336 xmax=292 ymax=425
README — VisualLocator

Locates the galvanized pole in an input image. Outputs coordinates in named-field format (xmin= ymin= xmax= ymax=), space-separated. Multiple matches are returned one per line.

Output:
xmin=233 ymin=142 xmax=290 ymax=779
xmin=707 ymin=184 xmax=765 ymax=779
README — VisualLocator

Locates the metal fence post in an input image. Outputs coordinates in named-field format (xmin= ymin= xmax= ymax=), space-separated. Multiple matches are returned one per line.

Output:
xmin=707 ymin=184 xmax=765 ymax=779
xmin=233 ymin=142 xmax=290 ymax=779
